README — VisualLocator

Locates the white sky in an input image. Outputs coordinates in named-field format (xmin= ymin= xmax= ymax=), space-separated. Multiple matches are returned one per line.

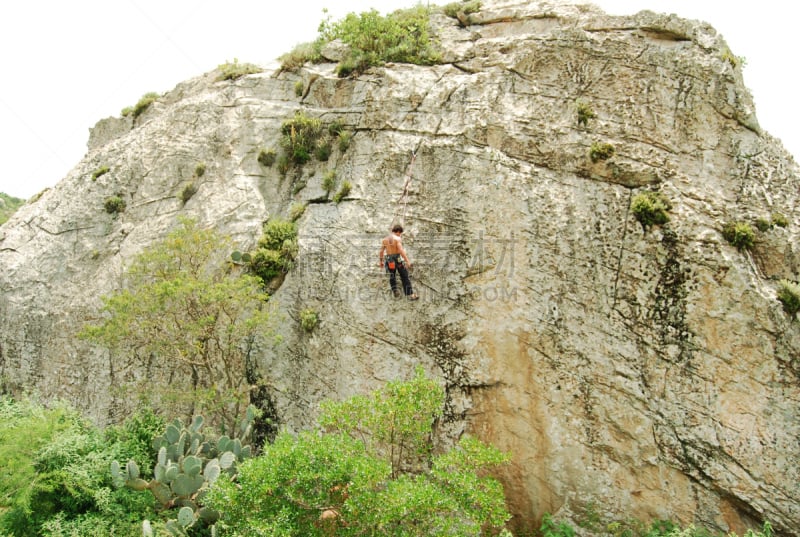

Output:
xmin=1 ymin=1 xmax=796 ymax=199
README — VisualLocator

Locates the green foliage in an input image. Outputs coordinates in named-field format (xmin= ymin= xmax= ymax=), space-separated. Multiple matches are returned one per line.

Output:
xmin=576 ymin=100 xmax=595 ymax=126
xmin=288 ymin=202 xmax=307 ymax=222
xmin=79 ymin=216 xmax=272 ymax=432
xmin=315 ymin=5 xmax=441 ymax=77
xmin=208 ymin=368 xmax=511 ymax=536
xmin=328 ymin=119 xmax=345 ymax=137
xmin=722 ymin=221 xmax=755 ymax=251
xmin=122 ymin=92 xmax=160 ymax=119
xmin=277 ymin=154 xmax=290 ymax=175
xmin=111 ymin=408 xmax=256 ymax=535
xmin=589 ymin=141 xmax=615 ymax=163
xmin=257 ymin=148 xmax=276 ymax=167
xmin=315 ymin=137 xmax=333 ymax=161
xmin=333 ymin=180 xmax=352 ymax=203
xmin=294 ymin=80 xmax=304 ymax=97
xmin=771 ymin=212 xmax=788 ymax=228
xmin=247 ymin=219 xmax=298 ymax=285
xmin=91 ymin=166 xmax=109 ymax=180
xmin=443 ymin=1 xmax=482 ymax=18
xmin=755 ymin=217 xmax=772 ymax=232
xmin=721 ymin=48 xmax=747 ymax=69
xmin=777 ymin=279 xmax=800 ymax=318
xmin=0 ymin=192 xmax=25 ymax=225
xmin=279 ymin=42 xmax=320 ymax=72
xmin=280 ymin=111 xmax=323 ymax=165
xmin=194 ymin=162 xmax=206 ymax=178
xmin=299 ymin=308 xmax=318 ymax=332
xmin=179 ymin=182 xmax=197 ymax=204
xmin=631 ymin=191 xmax=671 ymax=230
xmin=541 ymin=513 xmax=575 ymax=537
xmin=0 ymin=398 xmax=160 ymax=536
xmin=322 ymin=169 xmax=337 ymax=193
xmin=217 ymin=58 xmax=262 ymax=81
xmin=103 ymin=195 xmax=126 ymax=214
xmin=338 ymin=130 xmax=353 ymax=151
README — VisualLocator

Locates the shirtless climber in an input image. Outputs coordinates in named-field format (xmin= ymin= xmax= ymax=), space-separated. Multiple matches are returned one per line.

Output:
xmin=378 ymin=224 xmax=419 ymax=300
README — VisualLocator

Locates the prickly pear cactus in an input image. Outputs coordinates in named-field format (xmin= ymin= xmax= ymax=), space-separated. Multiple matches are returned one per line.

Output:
xmin=111 ymin=406 xmax=257 ymax=535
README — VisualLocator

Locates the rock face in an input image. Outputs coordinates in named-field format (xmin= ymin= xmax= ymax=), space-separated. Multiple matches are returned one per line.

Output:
xmin=1 ymin=1 xmax=798 ymax=534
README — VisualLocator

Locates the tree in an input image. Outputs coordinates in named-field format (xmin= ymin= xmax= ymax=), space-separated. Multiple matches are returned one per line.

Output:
xmin=80 ymin=217 xmax=272 ymax=433
xmin=207 ymin=368 xmax=512 ymax=536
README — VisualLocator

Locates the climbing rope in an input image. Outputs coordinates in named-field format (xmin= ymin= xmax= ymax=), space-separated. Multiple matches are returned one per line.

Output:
xmin=392 ymin=149 xmax=418 ymax=228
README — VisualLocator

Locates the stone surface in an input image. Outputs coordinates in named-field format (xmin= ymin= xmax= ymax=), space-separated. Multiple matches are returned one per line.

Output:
xmin=1 ymin=1 xmax=799 ymax=534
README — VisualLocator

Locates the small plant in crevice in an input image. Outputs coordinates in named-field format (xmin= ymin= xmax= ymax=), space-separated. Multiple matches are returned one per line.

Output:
xmin=755 ymin=217 xmax=772 ymax=232
xmin=258 ymin=148 xmax=276 ymax=167
xmin=576 ymin=100 xmax=595 ymax=127
xmin=194 ymin=162 xmax=206 ymax=177
xmin=91 ymin=165 xmax=109 ymax=180
xmin=217 ymin=58 xmax=263 ymax=81
xmin=294 ymin=80 xmax=304 ymax=97
xmin=277 ymin=154 xmax=290 ymax=175
xmin=315 ymin=138 xmax=333 ymax=161
xmin=122 ymin=92 xmax=160 ymax=119
xmin=179 ymin=182 xmax=198 ymax=204
xmin=322 ymin=169 xmax=337 ymax=194
xmin=299 ymin=308 xmax=319 ymax=332
xmin=279 ymin=42 xmax=319 ymax=73
xmin=722 ymin=221 xmax=755 ymax=251
xmin=333 ymin=180 xmax=352 ymax=203
xmin=631 ymin=191 xmax=671 ymax=231
xmin=248 ymin=219 xmax=298 ymax=285
xmin=104 ymin=195 xmax=126 ymax=214
xmin=280 ymin=111 xmax=323 ymax=166
xmin=328 ymin=119 xmax=345 ymax=137
xmin=289 ymin=202 xmax=307 ymax=222
xmin=589 ymin=141 xmax=615 ymax=163
xmin=721 ymin=48 xmax=746 ymax=69
xmin=230 ymin=250 xmax=252 ymax=265
xmin=777 ymin=279 xmax=800 ymax=318
xmin=443 ymin=0 xmax=482 ymax=19
xmin=771 ymin=212 xmax=788 ymax=228
xmin=338 ymin=130 xmax=353 ymax=152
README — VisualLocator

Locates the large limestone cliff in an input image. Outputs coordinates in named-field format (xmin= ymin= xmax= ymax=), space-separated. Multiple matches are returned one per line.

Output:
xmin=1 ymin=1 xmax=798 ymax=534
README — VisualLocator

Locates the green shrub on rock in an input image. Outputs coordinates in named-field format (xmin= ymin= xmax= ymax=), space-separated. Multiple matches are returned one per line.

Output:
xmin=631 ymin=191 xmax=671 ymax=231
xmin=722 ymin=221 xmax=755 ymax=251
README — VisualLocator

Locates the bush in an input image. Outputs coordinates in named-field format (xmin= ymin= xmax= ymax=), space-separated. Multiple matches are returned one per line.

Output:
xmin=631 ymin=191 xmax=671 ymax=230
xmin=722 ymin=221 xmax=755 ymax=251
xmin=338 ymin=130 xmax=353 ymax=152
xmin=443 ymin=0 xmax=482 ymax=18
xmin=248 ymin=219 xmax=298 ymax=284
xmin=103 ymin=195 xmax=126 ymax=214
xmin=315 ymin=5 xmax=441 ymax=77
xmin=217 ymin=58 xmax=262 ymax=81
xmin=289 ymin=202 xmax=307 ymax=222
xmin=122 ymin=92 xmax=160 ymax=119
xmin=589 ymin=141 xmax=615 ymax=162
xmin=208 ymin=368 xmax=511 ymax=536
xmin=777 ymin=279 xmax=800 ymax=318
xmin=771 ymin=212 xmax=788 ymax=228
xmin=0 ymin=398 xmax=159 ymax=537
xmin=194 ymin=162 xmax=206 ymax=177
xmin=277 ymin=154 xmax=290 ymax=175
xmin=328 ymin=119 xmax=345 ymax=137
xmin=315 ymin=138 xmax=333 ymax=161
xmin=279 ymin=42 xmax=319 ymax=72
xmin=257 ymin=148 xmax=276 ymax=167
xmin=333 ymin=180 xmax=352 ymax=203
xmin=299 ymin=308 xmax=319 ymax=332
xmin=322 ymin=169 xmax=337 ymax=193
xmin=755 ymin=217 xmax=772 ymax=232
xmin=91 ymin=166 xmax=109 ymax=180
xmin=280 ymin=112 xmax=323 ymax=165
xmin=576 ymin=100 xmax=595 ymax=126
xmin=294 ymin=80 xmax=304 ymax=97
xmin=179 ymin=182 xmax=197 ymax=204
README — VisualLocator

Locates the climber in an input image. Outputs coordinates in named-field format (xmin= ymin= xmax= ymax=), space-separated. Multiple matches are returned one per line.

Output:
xmin=378 ymin=224 xmax=419 ymax=300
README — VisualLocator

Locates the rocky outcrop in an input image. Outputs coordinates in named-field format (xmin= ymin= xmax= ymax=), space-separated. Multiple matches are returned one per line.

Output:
xmin=1 ymin=1 xmax=798 ymax=534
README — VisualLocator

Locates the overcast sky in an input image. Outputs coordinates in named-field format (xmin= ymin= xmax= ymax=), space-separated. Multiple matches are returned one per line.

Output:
xmin=1 ymin=1 xmax=796 ymax=199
